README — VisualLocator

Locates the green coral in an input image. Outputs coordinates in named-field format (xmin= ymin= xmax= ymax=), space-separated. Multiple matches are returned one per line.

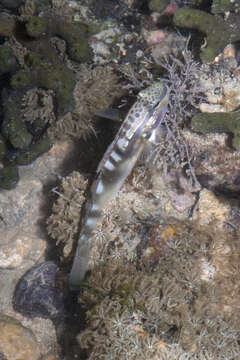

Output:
xmin=26 ymin=15 xmax=93 ymax=63
xmin=173 ymin=8 xmax=231 ymax=62
xmin=11 ymin=52 xmax=76 ymax=116
xmin=191 ymin=111 xmax=240 ymax=150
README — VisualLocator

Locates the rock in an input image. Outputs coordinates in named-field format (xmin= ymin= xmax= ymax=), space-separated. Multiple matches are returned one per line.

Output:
xmin=39 ymin=354 xmax=57 ymax=360
xmin=0 ymin=178 xmax=43 ymax=229
xmin=191 ymin=112 xmax=240 ymax=150
xmin=0 ymin=230 xmax=32 ymax=269
xmin=0 ymin=314 xmax=41 ymax=360
xmin=13 ymin=262 xmax=65 ymax=322
xmin=194 ymin=188 xmax=230 ymax=225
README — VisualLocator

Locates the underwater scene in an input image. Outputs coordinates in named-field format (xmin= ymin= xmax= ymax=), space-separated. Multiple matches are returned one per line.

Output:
xmin=0 ymin=0 xmax=240 ymax=359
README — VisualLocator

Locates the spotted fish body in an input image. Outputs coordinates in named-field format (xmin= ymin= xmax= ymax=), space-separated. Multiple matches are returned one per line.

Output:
xmin=69 ymin=81 xmax=169 ymax=289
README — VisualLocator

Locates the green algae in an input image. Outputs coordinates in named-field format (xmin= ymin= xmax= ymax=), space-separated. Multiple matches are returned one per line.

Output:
xmin=173 ymin=8 xmax=231 ymax=63
xmin=0 ymin=165 xmax=19 ymax=190
xmin=26 ymin=15 xmax=93 ymax=63
xmin=191 ymin=111 xmax=240 ymax=150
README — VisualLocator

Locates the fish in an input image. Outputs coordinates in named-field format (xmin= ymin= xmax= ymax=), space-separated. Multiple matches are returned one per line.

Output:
xmin=69 ymin=81 xmax=169 ymax=290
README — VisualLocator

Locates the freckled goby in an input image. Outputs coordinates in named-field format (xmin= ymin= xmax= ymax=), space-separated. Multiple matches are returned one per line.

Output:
xmin=69 ymin=81 xmax=169 ymax=290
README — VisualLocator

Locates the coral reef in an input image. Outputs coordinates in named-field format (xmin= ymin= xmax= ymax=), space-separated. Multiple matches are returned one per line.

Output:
xmin=2 ymin=0 xmax=240 ymax=358
xmin=75 ymin=219 xmax=240 ymax=359
xmin=11 ymin=52 xmax=76 ymax=116
xmin=25 ymin=15 xmax=93 ymax=63
xmin=47 ymin=64 xmax=123 ymax=140
xmin=47 ymin=132 xmax=240 ymax=359
xmin=0 ymin=2 xmax=123 ymax=189
xmin=184 ymin=130 xmax=240 ymax=194
xmin=173 ymin=8 xmax=240 ymax=62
